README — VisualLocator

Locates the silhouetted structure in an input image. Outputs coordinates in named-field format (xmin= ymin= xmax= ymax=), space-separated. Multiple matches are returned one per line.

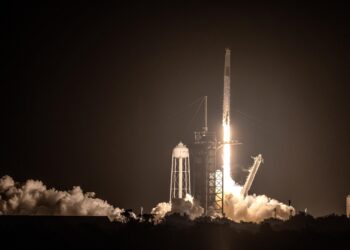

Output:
xmin=347 ymin=195 xmax=350 ymax=218
xmin=1 ymin=213 xmax=349 ymax=250
xmin=192 ymin=120 xmax=221 ymax=216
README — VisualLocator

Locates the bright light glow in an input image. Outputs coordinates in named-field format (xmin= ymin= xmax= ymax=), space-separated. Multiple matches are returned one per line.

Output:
xmin=223 ymin=123 xmax=231 ymax=188
xmin=223 ymin=122 xmax=231 ymax=143
xmin=222 ymin=122 xmax=241 ymax=196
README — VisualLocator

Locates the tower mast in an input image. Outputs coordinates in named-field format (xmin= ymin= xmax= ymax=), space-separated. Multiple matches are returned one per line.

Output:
xmin=203 ymin=96 xmax=208 ymax=132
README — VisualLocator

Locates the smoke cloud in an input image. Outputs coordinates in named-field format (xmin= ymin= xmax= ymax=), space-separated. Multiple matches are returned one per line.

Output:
xmin=0 ymin=175 xmax=126 ymax=222
xmin=151 ymin=169 xmax=294 ymax=223
xmin=0 ymin=171 xmax=294 ymax=224
xmin=151 ymin=194 xmax=204 ymax=222
xmin=151 ymin=201 xmax=172 ymax=222
xmin=151 ymin=191 xmax=294 ymax=223
xmin=223 ymin=181 xmax=295 ymax=223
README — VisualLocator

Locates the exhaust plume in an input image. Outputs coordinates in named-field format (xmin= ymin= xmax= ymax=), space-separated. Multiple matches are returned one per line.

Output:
xmin=222 ymin=156 xmax=295 ymax=222
xmin=0 ymin=175 xmax=126 ymax=222
xmin=219 ymin=49 xmax=294 ymax=222
xmin=224 ymin=191 xmax=295 ymax=222
xmin=222 ymin=177 xmax=295 ymax=223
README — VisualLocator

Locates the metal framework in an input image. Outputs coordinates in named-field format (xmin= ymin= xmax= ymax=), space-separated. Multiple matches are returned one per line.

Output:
xmin=241 ymin=154 xmax=263 ymax=197
xmin=207 ymin=169 xmax=224 ymax=215
xmin=192 ymin=96 xmax=224 ymax=216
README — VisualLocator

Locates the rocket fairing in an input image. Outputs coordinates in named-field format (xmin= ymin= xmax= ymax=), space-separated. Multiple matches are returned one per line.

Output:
xmin=223 ymin=48 xmax=231 ymax=137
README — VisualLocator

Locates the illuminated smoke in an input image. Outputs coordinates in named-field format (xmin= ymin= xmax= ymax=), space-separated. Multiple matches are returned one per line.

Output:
xmin=151 ymin=194 xmax=203 ymax=223
xmin=151 ymin=202 xmax=171 ymax=223
xmin=0 ymin=175 xmax=127 ymax=222
xmin=224 ymin=192 xmax=295 ymax=222
xmin=151 ymin=141 xmax=294 ymax=223
xmin=221 ymin=97 xmax=294 ymax=222
xmin=221 ymin=153 xmax=295 ymax=222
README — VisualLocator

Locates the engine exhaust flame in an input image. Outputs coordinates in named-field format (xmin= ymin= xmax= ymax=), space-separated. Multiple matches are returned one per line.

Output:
xmin=219 ymin=48 xmax=294 ymax=221
xmin=223 ymin=123 xmax=240 ymax=196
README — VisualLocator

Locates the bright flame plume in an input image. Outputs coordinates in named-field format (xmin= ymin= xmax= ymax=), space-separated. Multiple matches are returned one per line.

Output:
xmin=222 ymin=122 xmax=241 ymax=196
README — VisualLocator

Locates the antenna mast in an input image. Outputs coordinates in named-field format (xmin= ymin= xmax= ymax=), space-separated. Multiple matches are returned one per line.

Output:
xmin=203 ymin=96 xmax=208 ymax=132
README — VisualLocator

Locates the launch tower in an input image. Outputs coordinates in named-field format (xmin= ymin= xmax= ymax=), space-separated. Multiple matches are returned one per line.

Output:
xmin=192 ymin=49 xmax=239 ymax=216
xmin=192 ymin=97 xmax=223 ymax=216
xmin=347 ymin=195 xmax=350 ymax=218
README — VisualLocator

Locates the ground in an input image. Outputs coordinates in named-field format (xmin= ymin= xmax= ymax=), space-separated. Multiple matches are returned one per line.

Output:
xmin=1 ymin=213 xmax=349 ymax=250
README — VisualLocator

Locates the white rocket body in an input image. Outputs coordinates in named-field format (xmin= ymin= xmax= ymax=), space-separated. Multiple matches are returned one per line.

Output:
xmin=223 ymin=48 xmax=231 ymax=134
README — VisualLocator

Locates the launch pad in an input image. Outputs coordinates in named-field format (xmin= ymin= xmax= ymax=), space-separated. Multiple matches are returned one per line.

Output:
xmin=191 ymin=49 xmax=233 ymax=217
xmin=192 ymin=113 xmax=241 ymax=216
xmin=169 ymin=48 xmax=245 ymax=217
xmin=192 ymin=127 xmax=223 ymax=216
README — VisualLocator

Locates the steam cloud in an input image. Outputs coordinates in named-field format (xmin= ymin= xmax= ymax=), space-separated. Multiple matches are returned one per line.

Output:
xmin=152 ymin=163 xmax=294 ymax=223
xmin=1 ymin=173 xmax=294 ymax=224
xmin=151 ymin=202 xmax=172 ymax=222
xmin=223 ymin=182 xmax=295 ymax=223
xmin=152 ymin=191 xmax=294 ymax=223
xmin=0 ymin=175 xmax=126 ymax=222
xmin=151 ymin=194 xmax=204 ymax=222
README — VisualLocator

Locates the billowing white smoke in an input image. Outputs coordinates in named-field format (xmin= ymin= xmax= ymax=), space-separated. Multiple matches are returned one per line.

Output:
xmin=151 ymin=201 xmax=171 ymax=223
xmin=151 ymin=169 xmax=294 ymax=223
xmin=0 ymin=170 xmax=293 ymax=224
xmin=151 ymin=184 xmax=293 ymax=223
xmin=171 ymin=194 xmax=204 ymax=220
xmin=223 ymin=181 xmax=295 ymax=223
xmin=0 ymin=175 xmax=127 ymax=222
xmin=151 ymin=194 xmax=204 ymax=222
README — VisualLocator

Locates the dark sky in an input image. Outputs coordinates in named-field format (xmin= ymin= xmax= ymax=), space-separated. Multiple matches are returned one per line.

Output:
xmin=2 ymin=2 xmax=350 ymax=216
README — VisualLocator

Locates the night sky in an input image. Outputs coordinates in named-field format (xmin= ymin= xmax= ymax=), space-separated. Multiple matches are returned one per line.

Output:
xmin=3 ymin=2 xmax=350 ymax=216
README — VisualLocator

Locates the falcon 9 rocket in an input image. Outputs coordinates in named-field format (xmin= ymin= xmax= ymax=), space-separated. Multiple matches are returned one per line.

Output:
xmin=222 ymin=48 xmax=233 ymax=193
xmin=223 ymin=48 xmax=231 ymax=129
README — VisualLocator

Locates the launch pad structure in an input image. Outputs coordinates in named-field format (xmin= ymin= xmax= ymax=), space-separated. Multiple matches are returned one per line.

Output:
xmin=192 ymin=98 xmax=223 ymax=216
xmin=192 ymin=48 xmax=241 ymax=217
xmin=191 ymin=98 xmax=240 ymax=216
xmin=168 ymin=49 xmax=266 ymax=218
xmin=166 ymin=49 xmax=242 ymax=217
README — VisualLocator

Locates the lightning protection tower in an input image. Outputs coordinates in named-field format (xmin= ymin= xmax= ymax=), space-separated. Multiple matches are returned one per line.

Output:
xmin=347 ymin=195 xmax=350 ymax=218
xmin=169 ymin=142 xmax=191 ymax=202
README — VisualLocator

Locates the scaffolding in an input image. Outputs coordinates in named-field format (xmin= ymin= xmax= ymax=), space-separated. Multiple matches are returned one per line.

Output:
xmin=192 ymin=96 xmax=224 ymax=216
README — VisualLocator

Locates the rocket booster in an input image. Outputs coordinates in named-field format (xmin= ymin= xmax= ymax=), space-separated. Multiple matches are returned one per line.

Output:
xmin=223 ymin=48 xmax=231 ymax=129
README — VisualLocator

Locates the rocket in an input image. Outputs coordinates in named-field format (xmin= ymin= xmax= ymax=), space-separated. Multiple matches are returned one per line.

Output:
xmin=223 ymin=48 xmax=231 ymax=128
xmin=222 ymin=48 xmax=234 ymax=196
xmin=222 ymin=48 xmax=231 ymax=125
